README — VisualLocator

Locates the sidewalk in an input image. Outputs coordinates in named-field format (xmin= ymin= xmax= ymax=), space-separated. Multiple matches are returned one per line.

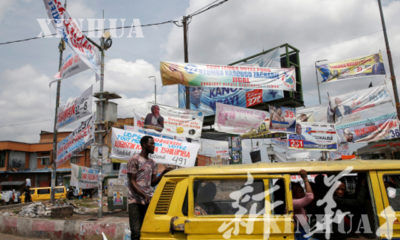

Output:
xmin=0 ymin=213 xmax=129 ymax=240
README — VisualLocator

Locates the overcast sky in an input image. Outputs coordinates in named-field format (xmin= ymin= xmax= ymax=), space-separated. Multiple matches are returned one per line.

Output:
xmin=0 ymin=0 xmax=399 ymax=143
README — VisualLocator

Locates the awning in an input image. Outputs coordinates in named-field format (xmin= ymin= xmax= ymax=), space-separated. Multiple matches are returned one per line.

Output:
xmin=0 ymin=181 xmax=25 ymax=186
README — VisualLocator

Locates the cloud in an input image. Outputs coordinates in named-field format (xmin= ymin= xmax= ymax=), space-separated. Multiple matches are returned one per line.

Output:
xmin=164 ymin=0 xmax=400 ymax=107
xmin=67 ymin=0 xmax=96 ymax=19
xmin=0 ymin=0 xmax=14 ymax=22
xmin=0 ymin=65 xmax=54 ymax=142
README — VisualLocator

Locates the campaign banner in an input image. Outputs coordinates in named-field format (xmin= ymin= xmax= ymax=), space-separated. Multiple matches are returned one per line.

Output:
xmin=335 ymin=112 xmax=399 ymax=143
xmin=161 ymin=61 xmax=296 ymax=91
xmin=110 ymin=128 xmax=200 ymax=168
xmin=328 ymin=85 xmax=392 ymax=123
xmin=56 ymin=115 xmax=95 ymax=167
xmin=297 ymin=106 xmax=329 ymax=123
xmin=215 ymin=103 xmax=270 ymax=135
xmin=269 ymin=105 xmax=296 ymax=133
xmin=133 ymin=103 xmax=204 ymax=140
xmin=54 ymin=53 xmax=90 ymax=80
xmin=43 ymin=0 xmax=100 ymax=76
xmin=316 ymin=52 xmax=385 ymax=82
xmin=178 ymin=86 xmax=283 ymax=116
xmin=288 ymin=122 xmax=338 ymax=151
xmin=57 ymin=86 xmax=92 ymax=129
xmin=118 ymin=163 xmax=128 ymax=186
xmin=70 ymin=163 xmax=99 ymax=189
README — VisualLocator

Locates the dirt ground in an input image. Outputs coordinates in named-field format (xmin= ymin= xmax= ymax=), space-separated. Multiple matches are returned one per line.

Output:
xmin=0 ymin=197 xmax=128 ymax=221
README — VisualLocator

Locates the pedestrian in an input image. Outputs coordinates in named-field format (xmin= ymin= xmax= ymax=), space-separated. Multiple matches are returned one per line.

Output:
xmin=127 ymin=135 xmax=172 ymax=240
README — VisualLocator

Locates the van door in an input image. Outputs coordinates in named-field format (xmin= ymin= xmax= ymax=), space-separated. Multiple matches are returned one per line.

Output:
xmin=141 ymin=177 xmax=189 ymax=240
xmin=182 ymin=174 xmax=294 ymax=240
xmin=37 ymin=188 xmax=51 ymax=201
xmin=373 ymin=171 xmax=400 ymax=239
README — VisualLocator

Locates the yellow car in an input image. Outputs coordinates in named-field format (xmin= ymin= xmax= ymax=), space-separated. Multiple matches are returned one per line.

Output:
xmin=20 ymin=186 xmax=67 ymax=203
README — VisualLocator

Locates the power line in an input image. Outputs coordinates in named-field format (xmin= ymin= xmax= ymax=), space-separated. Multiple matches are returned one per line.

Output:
xmin=0 ymin=0 xmax=231 ymax=46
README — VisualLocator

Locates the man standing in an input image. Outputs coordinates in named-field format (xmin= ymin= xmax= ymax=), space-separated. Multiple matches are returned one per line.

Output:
xmin=127 ymin=136 xmax=171 ymax=240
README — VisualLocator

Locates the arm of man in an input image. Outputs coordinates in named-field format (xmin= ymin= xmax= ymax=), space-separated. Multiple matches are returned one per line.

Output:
xmin=151 ymin=165 xmax=173 ymax=187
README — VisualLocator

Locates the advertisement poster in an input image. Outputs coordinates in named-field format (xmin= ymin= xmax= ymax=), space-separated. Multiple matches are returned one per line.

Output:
xmin=118 ymin=163 xmax=128 ymax=186
xmin=316 ymin=52 xmax=385 ymax=82
xmin=269 ymin=105 xmax=296 ymax=133
xmin=57 ymin=86 xmax=92 ymax=129
xmin=55 ymin=53 xmax=90 ymax=80
xmin=161 ymin=61 xmax=296 ymax=91
xmin=56 ymin=115 xmax=94 ymax=167
xmin=296 ymin=106 xmax=329 ymax=123
xmin=328 ymin=85 xmax=392 ymax=123
xmin=43 ymin=0 xmax=100 ymax=76
xmin=214 ymin=103 xmax=270 ymax=135
xmin=133 ymin=103 xmax=204 ymax=140
xmin=110 ymin=128 xmax=200 ymax=167
xmin=70 ymin=163 xmax=99 ymax=189
xmin=335 ymin=112 xmax=399 ymax=143
xmin=287 ymin=122 xmax=338 ymax=151
xmin=228 ymin=136 xmax=242 ymax=164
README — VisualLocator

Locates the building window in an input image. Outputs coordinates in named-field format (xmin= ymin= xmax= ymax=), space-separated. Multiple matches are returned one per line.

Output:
xmin=0 ymin=151 xmax=5 ymax=168
xmin=41 ymin=157 xmax=50 ymax=166
xmin=70 ymin=156 xmax=79 ymax=164
xmin=112 ymin=163 xmax=121 ymax=171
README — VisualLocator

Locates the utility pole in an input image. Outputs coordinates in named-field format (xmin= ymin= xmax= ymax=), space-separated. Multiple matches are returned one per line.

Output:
xmin=182 ymin=16 xmax=190 ymax=109
xmin=377 ymin=0 xmax=400 ymax=119
xmin=314 ymin=59 xmax=327 ymax=105
xmin=50 ymin=39 xmax=65 ymax=204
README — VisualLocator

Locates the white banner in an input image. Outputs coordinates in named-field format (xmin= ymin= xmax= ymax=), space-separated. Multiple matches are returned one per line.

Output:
xmin=214 ymin=102 xmax=269 ymax=135
xmin=118 ymin=163 xmax=128 ymax=186
xmin=133 ymin=103 xmax=204 ymax=140
xmin=287 ymin=122 xmax=338 ymax=151
xmin=56 ymin=115 xmax=95 ymax=167
xmin=328 ymin=85 xmax=392 ymax=123
xmin=335 ymin=112 xmax=399 ymax=143
xmin=296 ymin=106 xmax=328 ymax=123
xmin=70 ymin=163 xmax=99 ymax=189
xmin=54 ymin=53 xmax=90 ymax=80
xmin=161 ymin=61 xmax=296 ymax=91
xmin=43 ymin=0 xmax=100 ymax=76
xmin=110 ymin=128 xmax=200 ymax=168
xmin=57 ymin=86 xmax=92 ymax=129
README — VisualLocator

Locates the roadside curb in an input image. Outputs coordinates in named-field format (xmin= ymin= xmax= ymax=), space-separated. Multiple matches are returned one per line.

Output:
xmin=0 ymin=215 xmax=128 ymax=240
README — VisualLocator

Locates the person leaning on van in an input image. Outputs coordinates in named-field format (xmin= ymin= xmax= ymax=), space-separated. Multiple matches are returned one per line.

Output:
xmin=127 ymin=136 xmax=173 ymax=240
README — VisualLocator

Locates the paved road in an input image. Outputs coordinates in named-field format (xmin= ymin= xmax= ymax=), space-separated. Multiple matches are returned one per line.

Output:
xmin=0 ymin=233 xmax=49 ymax=240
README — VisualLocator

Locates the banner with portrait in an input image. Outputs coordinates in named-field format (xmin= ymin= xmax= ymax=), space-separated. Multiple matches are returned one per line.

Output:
xmin=328 ymin=85 xmax=392 ymax=123
xmin=133 ymin=103 xmax=204 ymax=140
xmin=110 ymin=128 xmax=200 ymax=168
xmin=161 ymin=61 xmax=296 ymax=91
xmin=56 ymin=115 xmax=94 ymax=167
xmin=55 ymin=53 xmax=90 ymax=80
xmin=269 ymin=105 xmax=296 ymax=133
xmin=214 ymin=103 xmax=270 ymax=135
xmin=287 ymin=122 xmax=338 ymax=151
xmin=57 ymin=86 xmax=92 ymax=129
xmin=178 ymin=48 xmax=284 ymax=116
xmin=316 ymin=52 xmax=385 ymax=82
xmin=70 ymin=163 xmax=99 ymax=189
xmin=335 ymin=112 xmax=399 ymax=143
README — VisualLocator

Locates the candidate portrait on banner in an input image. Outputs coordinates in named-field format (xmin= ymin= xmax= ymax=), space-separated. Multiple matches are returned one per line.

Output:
xmin=144 ymin=105 xmax=164 ymax=132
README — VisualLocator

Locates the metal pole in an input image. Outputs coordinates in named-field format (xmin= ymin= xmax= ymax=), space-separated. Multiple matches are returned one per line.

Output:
xmin=377 ymin=0 xmax=400 ymax=119
xmin=314 ymin=59 xmax=327 ymax=105
xmin=315 ymin=62 xmax=322 ymax=105
xmin=51 ymin=39 xmax=65 ymax=204
xmin=183 ymin=16 xmax=190 ymax=109
xmin=97 ymin=36 xmax=105 ymax=218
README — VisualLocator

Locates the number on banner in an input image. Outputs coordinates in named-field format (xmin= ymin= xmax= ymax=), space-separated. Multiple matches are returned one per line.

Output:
xmin=289 ymin=139 xmax=304 ymax=148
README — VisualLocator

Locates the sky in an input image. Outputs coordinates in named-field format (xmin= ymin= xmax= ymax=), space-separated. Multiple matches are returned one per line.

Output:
xmin=0 ymin=0 xmax=400 ymax=143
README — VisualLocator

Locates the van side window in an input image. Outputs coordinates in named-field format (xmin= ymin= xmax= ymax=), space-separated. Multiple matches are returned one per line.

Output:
xmin=55 ymin=188 xmax=64 ymax=193
xmin=383 ymin=174 xmax=400 ymax=211
xmin=182 ymin=190 xmax=188 ymax=216
xmin=270 ymin=179 xmax=286 ymax=215
xmin=193 ymin=179 xmax=265 ymax=216
xmin=38 ymin=189 xmax=50 ymax=194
